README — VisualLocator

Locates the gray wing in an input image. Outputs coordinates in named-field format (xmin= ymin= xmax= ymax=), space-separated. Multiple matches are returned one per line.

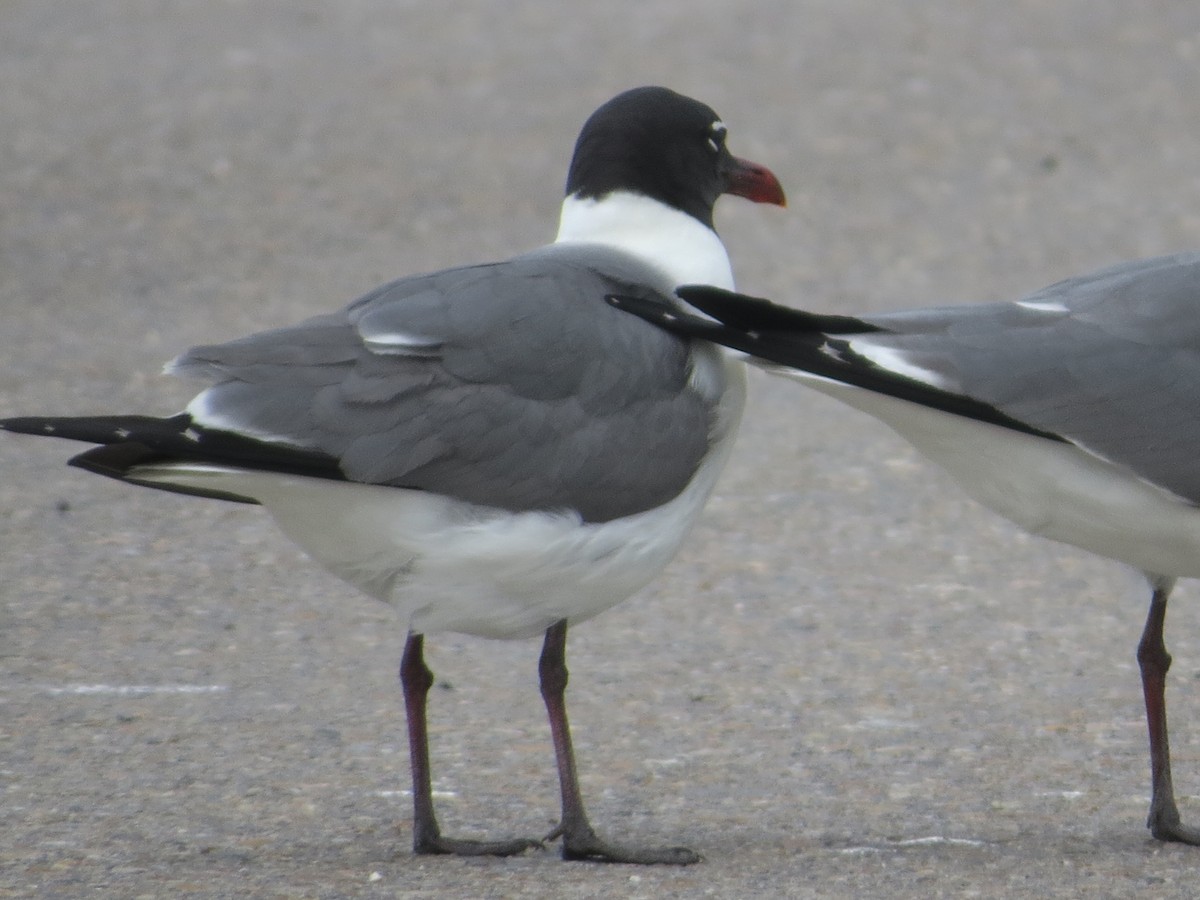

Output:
xmin=172 ymin=245 xmax=714 ymax=523
xmin=856 ymin=252 xmax=1200 ymax=502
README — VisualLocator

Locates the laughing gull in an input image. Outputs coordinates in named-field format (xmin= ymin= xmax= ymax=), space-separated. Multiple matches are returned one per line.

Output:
xmin=1 ymin=86 xmax=785 ymax=864
xmin=610 ymin=251 xmax=1200 ymax=845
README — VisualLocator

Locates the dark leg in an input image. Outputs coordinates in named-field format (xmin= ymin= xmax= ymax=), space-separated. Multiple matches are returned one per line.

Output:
xmin=538 ymin=619 xmax=700 ymax=864
xmin=399 ymin=631 xmax=540 ymax=856
xmin=1136 ymin=580 xmax=1200 ymax=844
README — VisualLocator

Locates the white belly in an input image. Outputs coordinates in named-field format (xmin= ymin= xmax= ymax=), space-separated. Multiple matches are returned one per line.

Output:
xmin=131 ymin=354 xmax=746 ymax=639
xmin=778 ymin=368 xmax=1200 ymax=581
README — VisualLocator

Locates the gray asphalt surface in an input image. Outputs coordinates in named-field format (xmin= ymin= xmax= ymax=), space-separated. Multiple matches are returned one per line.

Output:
xmin=4 ymin=2 xmax=1200 ymax=897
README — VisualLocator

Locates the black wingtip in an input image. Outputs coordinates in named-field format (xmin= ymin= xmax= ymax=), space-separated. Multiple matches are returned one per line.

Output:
xmin=0 ymin=414 xmax=194 ymax=445
xmin=68 ymin=444 xmax=261 ymax=505
xmin=1 ymin=416 xmax=64 ymax=436
xmin=606 ymin=293 xmax=747 ymax=348
xmin=673 ymin=285 xmax=779 ymax=330
xmin=613 ymin=290 xmax=1065 ymax=445
xmin=4 ymin=412 xmax=344 ymax=494
xmin=605 ymin=293 xmax=681 ymax=324
xmin=675 ymin=285 xmax=881 ymax=334
xmin=67 ymin=442 xmax=164 ymax=478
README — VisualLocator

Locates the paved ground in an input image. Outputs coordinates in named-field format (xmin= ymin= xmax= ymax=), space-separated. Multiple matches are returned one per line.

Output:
xmin=4 ymin=1 xmax=1200 ymax=897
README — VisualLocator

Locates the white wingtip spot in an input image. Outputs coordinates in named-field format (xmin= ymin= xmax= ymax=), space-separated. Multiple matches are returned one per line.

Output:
xmin=847 ymin=340 xmax=953 ymax=390
xmin=1015 ymin=299 xmax=1069 ymax=313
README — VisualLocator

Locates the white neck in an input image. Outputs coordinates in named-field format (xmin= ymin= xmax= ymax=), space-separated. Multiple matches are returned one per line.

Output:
xmin=554 ymin=191 xmax=736 ymax=289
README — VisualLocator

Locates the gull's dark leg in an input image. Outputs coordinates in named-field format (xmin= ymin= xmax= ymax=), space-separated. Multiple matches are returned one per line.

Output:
xmin=399 ymin=631 xmax=540 ymax=856
xmin=1136 ymin=579 xmax=1200 ymax=844
xmin=538 ymin=619 xmax=700 ymax=864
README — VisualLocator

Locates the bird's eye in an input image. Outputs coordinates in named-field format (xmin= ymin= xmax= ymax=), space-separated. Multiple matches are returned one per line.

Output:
xmin=707 ymin=121 xmax=727 ymax=153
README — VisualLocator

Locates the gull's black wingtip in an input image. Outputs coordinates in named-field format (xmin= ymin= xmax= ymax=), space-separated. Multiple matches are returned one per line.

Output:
xmin=605 ymin=292 xmax=682 ymax=324
xmin=0 ymin=414 xmax=193 ymax=445
xmin=67 ymin=443 xmax=262 ymax=505
xmin=608 ymin=292 xmax=775 ymax=358
xmin=675 ymin=285 xmax=882 ymax=334
xmin=1 ymin=416 xmax=60 ymax=436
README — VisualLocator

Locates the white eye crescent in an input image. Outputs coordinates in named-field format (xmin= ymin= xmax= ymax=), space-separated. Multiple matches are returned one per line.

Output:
xmin=707 ymin=120 xmax=727 ymax=152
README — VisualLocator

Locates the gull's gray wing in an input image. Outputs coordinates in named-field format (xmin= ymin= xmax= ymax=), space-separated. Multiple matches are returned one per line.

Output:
xmin=614 ymin=252 xmax=1200 ymax=505
xmin=171 ymin=244 xmax=714 ymax=523
xmin=850 ymin=252 xmax=1200 ymax=502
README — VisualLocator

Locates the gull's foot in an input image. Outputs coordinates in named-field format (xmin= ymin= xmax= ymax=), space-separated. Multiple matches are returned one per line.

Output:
xmin=1148 ymin=808 xmax=1200 ymax=845
xmin=546 ymin=821 xmax=701 ymax=865
xmin=413 ymin=832 xmax=542 ymax=857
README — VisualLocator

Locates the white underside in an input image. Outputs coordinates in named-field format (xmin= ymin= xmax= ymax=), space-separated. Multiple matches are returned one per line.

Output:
xmin=134 ymin=352 xmax=746 ymax=639
xmin=769 ymin=366 xmax=1200 ymax=582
